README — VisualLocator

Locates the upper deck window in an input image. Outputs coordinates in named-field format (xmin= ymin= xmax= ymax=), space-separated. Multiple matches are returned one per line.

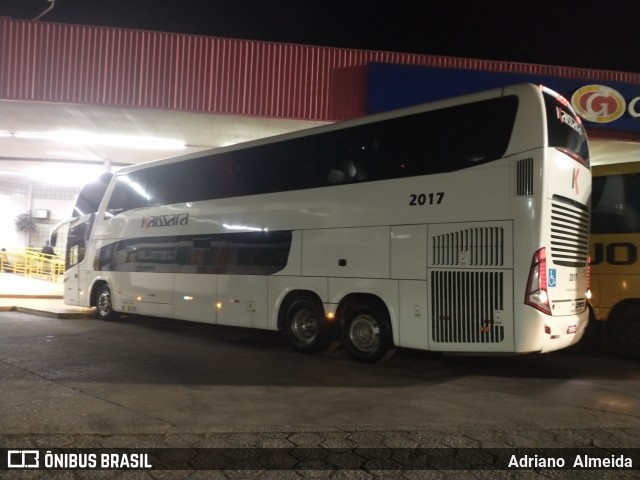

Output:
xmin=103 ymin=95 xmax=519 ymax=214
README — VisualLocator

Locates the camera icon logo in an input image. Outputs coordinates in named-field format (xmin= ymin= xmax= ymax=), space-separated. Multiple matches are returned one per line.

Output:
xmin=7 ymin=450 xmax=40 ymax=468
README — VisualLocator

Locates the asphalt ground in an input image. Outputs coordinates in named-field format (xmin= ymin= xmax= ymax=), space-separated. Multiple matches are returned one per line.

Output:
xmin=1 ymin=307 xmax=639 ymax=480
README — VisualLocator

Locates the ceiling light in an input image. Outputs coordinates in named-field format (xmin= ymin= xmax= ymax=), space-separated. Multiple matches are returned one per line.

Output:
xmin=7 ymin=131 xmax=185 ymax=150
xmin=28 ymin=164 xmax=106 ymax=187
xmin=51 ymin=131 xmax=185 ymax=150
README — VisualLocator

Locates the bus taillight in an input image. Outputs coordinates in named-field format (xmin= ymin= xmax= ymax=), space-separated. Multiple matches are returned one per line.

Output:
xmin=525 ymin=247 xmax=552 ymax=315
xmin=586 ymin=255 xmax=592 ymax=300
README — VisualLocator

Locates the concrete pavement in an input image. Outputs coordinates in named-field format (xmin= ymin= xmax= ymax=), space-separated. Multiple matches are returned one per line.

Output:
xmin=0 ymin=273 xmax=92 ymax=318
xmin=1 ymin=274 xmax=638 ymax=479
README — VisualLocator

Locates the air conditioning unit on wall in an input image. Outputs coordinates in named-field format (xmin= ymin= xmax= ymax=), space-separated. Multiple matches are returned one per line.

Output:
xmin=32 ymin=209 xmax=50 ymax=219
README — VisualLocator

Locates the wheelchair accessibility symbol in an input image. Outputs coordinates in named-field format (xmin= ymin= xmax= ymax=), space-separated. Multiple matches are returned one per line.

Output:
xmin=548 ymin=269 xmax=557 ymax=288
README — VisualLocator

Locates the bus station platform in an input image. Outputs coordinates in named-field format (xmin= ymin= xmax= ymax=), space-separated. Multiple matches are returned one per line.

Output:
xmin=0 ymin=273 xmax=93 ymax=319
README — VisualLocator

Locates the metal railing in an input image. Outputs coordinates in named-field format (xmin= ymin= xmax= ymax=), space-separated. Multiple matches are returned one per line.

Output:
xmin=0 ymin=248 xmax=65 ymax=283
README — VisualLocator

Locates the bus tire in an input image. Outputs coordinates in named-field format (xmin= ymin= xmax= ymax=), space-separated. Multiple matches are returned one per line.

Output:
xmin=94 ymin=284 xmax=120 ymax=321
xmin=340 ymin=302 xmax=392 ymax=363
xmin=282 ymin=295 xmax=333 ymax=353
xmin=608 ymin=303 xmax=640 ymax=360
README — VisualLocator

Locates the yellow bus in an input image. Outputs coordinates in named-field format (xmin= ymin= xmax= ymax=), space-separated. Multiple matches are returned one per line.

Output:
xmin=588 ymin=161 xmax=639 ymax=358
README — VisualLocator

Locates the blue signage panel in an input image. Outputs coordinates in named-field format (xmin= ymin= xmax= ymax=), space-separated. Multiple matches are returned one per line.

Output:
xmin=367 ymin=63 xmax=639 ymax=133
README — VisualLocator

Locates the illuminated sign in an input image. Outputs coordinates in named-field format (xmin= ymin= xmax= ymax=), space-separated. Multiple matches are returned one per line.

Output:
xmin=571 ymin=85 xmax=626 ymax=123
xmin=367 ymin=64 xmax=640 ymax=133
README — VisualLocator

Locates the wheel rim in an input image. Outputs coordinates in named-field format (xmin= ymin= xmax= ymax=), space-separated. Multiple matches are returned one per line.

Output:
xmin=290 ymin=307 xmax=318 ymax=345
xmin=349 ymin=314 xmax=380 ymax=353
xmin=97 ymin=290 xmax=112 ymax=317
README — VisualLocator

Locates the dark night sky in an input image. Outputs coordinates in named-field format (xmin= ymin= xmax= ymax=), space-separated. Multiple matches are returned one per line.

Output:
xmin=1 ymin=0 xmax=639 ymax=73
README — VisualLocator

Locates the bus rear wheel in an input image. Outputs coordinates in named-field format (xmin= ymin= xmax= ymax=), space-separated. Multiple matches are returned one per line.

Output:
xmin=340 ymin=302 xmax=392 ymax=363
xmin=608 ymin=304 xmax=640 ymax=360
xmin=94 ymin=284 xmax=120 ymax=321
xmin=282 ymin=296 xmax=333 ymax=353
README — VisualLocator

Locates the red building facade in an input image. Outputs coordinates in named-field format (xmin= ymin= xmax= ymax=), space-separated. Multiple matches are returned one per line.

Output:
xmin=1 ymin=15 xmax=638 ymax=142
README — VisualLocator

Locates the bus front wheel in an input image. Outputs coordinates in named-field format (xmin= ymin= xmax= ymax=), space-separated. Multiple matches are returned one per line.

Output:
xmin=94 ymin=284 xmax=120 ymax=321
xmin=282 ymin=296 xmax=333 ymax=353
xmin=340 ymin=302 xmax=392 ymax=363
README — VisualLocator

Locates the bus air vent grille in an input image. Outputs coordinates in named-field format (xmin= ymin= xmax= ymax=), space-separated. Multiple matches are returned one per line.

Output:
xmin=550 ymin=195 xmax=589 ymax=267
xmin=431 ymin=270 xmax=505 ymax=344
xmin=432 ymin=227 xmax=504 ymax=267
xmin=516 ymin=158 xmax=534 ymax=196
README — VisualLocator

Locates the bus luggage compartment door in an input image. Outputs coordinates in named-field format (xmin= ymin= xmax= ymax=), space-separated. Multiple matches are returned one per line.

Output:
xmin=216 ymin=275 xmax=268 ymax=329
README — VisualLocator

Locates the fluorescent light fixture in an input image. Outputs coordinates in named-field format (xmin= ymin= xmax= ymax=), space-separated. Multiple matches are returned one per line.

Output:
xmin=51 ymin=131 xmax=185 ymax=150
xmin=0 ymin=170 xmax=27 ymax=177
xmin=13 ymin=132 xmax=54 ymax=141
xmin=27 ymin=163 xmax=106 ymax=187
xmin=104 ymin=134 xmax=184 ymax=150
xmin=5 ymin=130 xmax=185 ymax=150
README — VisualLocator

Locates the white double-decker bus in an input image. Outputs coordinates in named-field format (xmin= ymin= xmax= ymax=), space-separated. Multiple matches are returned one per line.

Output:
xmin=52 ymin=83 xmax=591 ymax=362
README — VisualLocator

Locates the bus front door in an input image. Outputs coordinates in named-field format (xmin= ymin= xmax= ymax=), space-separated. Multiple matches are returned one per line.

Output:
xmin=51 ymin=215 xmax=94 ymax=307
xmin=64 ymin=266 xmax=80 ymax=305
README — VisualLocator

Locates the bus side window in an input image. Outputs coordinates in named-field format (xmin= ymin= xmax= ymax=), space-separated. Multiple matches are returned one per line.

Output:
xmin=322 ymin=130 xmax=371 ymax=184
xmin=457 ymin=121 xmax=488 ymax=164
xmin=106 ymin=175 xmax=147 ymax=216
xmin=328 ymin=159 xmax=359 ymax=183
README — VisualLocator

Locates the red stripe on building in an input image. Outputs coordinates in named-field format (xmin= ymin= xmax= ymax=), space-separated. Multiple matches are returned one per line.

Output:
xmin=1 ymin=16 xmax=639 ymax=122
